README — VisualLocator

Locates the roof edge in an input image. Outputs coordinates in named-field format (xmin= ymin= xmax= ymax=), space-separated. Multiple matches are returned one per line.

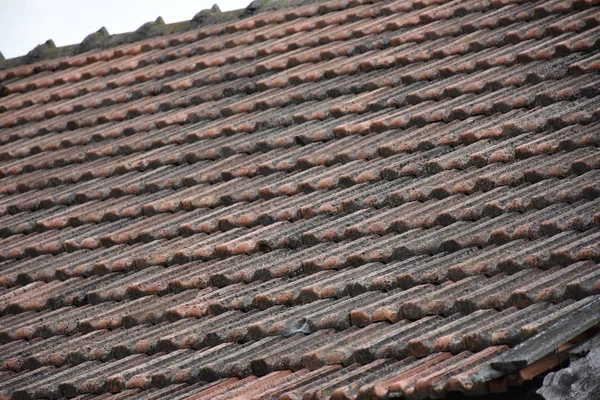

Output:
xmin=0 ymin=0 xmax=314 ymax=70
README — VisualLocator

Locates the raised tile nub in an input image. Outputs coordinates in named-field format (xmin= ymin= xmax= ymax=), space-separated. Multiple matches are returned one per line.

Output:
xmin=80 ymin=27 xmax=110 ymax=51
xmin=27 ymin=39 xmax=56 ymax=60
xmin=192 ymin=4 xmax=221 ymax=24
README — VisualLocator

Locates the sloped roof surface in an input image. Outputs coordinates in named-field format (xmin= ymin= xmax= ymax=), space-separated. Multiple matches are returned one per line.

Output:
xmin=0 ymin=0 xmax=599 ymax=398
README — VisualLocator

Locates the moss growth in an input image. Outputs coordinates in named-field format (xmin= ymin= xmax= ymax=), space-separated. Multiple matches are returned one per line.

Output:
xmin=0 ymin=0 xmax=310 ymax=69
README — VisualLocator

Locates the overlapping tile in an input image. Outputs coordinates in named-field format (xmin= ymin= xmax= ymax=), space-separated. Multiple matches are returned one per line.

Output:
xmin=1 ymin=0 xmax=599 ymax=399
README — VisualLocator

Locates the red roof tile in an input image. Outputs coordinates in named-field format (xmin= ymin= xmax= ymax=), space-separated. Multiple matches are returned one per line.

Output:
xmin=0 ymin=0 xmax=599 ymax=398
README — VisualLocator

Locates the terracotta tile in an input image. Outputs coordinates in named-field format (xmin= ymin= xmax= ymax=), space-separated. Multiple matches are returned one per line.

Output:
xmin=1 ymin=2 xmax=599 ymax=399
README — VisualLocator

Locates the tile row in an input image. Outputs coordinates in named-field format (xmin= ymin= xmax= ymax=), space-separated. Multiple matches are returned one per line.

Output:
xmin=1 ymin=294 xmax=595 ymax=374
xmin=1 ymin=50 xmax=595 ymax=163
xmin=1 ymin=221 xmax=597 ymax=291
xmin=1 ymin=222 xmax=598 ymax=319
xmin=0 ymin=348 xmax=508 ymax=400
xmin=0 ymin=125 xmax=597 ymax=226
xmin=0 ymin=168 xmax=598 ymax=263
xmin=2 ymin=231 xmax=599 ymax=319
xmin=5 ymin=27 xmax=596 ymax=156
xmin=1 ymin=296 xmax=596 ymax=399
xmin=1 ymin=18 xmax=598 ymax=145
xmin=1 ymin=106 xmax=598 ymax=198
xmin=1 ymin=64 xmax=597 ymax=166
xmin=1 ymin=0 xmax=569 ymax=96
xmin=0 ymin=164 xmax=595 ymax=240
xmin=0 ymin=0 xmax=388 ymax=83
xmin=1 ymin=7 xmax=598 ymax=128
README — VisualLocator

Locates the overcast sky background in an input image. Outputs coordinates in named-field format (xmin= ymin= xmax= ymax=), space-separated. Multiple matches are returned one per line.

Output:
xmin=0 ymin=0 xmax=251 ymax=59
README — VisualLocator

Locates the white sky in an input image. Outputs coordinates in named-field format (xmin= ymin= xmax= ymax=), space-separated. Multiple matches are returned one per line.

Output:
xmin=0 ymin=0 xmax=251 ymax=59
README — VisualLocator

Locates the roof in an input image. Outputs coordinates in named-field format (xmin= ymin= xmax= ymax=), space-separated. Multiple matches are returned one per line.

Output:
xmin=0 ymin=0 xmax=599 ymax=399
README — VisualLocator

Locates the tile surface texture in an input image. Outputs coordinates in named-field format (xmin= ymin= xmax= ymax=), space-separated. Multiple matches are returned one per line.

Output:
xmin=0 ymin=0 xmax=599 ymax=399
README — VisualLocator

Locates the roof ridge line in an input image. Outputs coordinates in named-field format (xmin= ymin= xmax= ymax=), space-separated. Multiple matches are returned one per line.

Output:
xmin=0 ymin=0 xmax=316 ymax=71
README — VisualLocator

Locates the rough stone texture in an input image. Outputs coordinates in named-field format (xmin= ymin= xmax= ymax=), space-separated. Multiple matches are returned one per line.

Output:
xmin=538 ymin=332 xmax=600 ymax=400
